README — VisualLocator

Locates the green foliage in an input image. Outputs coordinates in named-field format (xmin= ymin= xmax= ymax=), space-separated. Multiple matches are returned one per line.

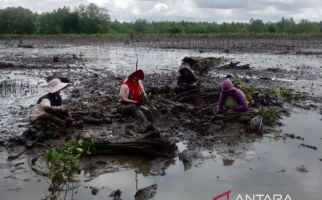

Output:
xmin=77 ymin=3 xmax=110 ymax=34
xmin=276 ymin=17 xmax=296 ymax=33
xmin=231 ymin=75 xmax=262 ymax=102
xmin=242 ymin=86 xmax=262 ymax=102
xmin=0 ymin=7 xmax=35 ymax=34
xmin=271 ymin=86 xmax=306 ymax=102
xmin=231 ymin=75 xmax=242 ymax=88
xmin=249 ymin=19 xmax=266 ymax=33
xmin=0 ymin=4 xmax=322 ymax=35
xmin=232 ymin=76 xmax=306 ymax=103
xmin=133 ymin=19 xmax=149 ymax=33
xmin=258 ymin=107 xmax=282 ymax=126
xmin=36 ymin=3 xmax=110 ymax=34
xmin=44 ymin=134 xmax=95 ymax=199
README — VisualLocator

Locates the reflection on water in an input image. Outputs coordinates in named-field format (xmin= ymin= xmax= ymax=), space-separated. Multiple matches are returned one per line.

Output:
xmin=23 ymin=109 xmax=316 ymax=200
xmin=75 ymin=109 xmax=322 ymax=200
xmin=222 ymin=159 xmax=235 ymax=166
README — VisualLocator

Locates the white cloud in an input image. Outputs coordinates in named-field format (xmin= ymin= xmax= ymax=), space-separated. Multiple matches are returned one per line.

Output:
xmin=150 ymin=3 xmax=169 ymax=14
xmin=112 ymin=0 xmax=133 ymax=9
xmin=0 ymin=0 xmax=322 ymax=22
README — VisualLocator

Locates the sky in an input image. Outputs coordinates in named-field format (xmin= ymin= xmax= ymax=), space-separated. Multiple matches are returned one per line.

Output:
xmin=1 ymin=0 xmax=322 ymax=22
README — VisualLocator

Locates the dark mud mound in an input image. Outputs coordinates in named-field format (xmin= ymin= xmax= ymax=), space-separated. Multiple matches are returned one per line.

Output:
xmin=182 ymin=56 xmax=223 ymax=75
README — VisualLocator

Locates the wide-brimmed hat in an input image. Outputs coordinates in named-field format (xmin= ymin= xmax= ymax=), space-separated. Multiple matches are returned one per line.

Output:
xmin=48 ymin=78 xmax=69 ymax=93
xmin=128 ymin=69 xmax=144 ymax=81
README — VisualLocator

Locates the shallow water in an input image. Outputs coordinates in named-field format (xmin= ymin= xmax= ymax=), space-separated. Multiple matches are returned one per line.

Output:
xmin=81 ymin=109 xmax=322 ymax=200
xmin=0 ymin=109 xmax=321 ymax=200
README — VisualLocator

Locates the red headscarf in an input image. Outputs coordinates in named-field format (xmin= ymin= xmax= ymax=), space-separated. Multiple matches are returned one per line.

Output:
xmin=121 ymin=70 xmax=144 ymax=101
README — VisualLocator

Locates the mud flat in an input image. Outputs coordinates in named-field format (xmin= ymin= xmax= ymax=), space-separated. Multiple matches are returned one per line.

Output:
xmin=0 ymin=39 xmax=322 ymax=200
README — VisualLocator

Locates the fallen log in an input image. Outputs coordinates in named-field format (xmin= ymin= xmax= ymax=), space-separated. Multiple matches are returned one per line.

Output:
xmin=18 ymin=44 xmax=34 ymax=48
xmin=220 ymin=62 xmax=250 ymax=70
xmin=94 ymin=132 xmax=177 ymax=158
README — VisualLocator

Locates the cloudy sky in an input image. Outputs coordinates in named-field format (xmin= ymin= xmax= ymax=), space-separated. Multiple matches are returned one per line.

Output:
xmin=1 ymin=0 xmax=321 ymax=22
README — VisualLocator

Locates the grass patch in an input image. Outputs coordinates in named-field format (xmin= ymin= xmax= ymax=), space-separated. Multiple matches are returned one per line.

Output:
xmin=271 ymin=86 xmax=306 ymax=102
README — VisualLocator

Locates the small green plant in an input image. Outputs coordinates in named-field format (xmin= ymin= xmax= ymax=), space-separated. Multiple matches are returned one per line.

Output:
xmin=242 ymin=85 xmax=262 ymax=102
xmin=44 ymin=134 xmax=95 ymax=200
xmin=231 ymin=75 xmax=262 ymax=102
xmin=248 ymin=107 xmax=282 ymax=134
xmin=271 ymin=86 xmax=306 ymax=102
xmin=258 ymin=106 xmax=282 ymax=126
xmin=231 ymin=75 xmax=242 ymax=88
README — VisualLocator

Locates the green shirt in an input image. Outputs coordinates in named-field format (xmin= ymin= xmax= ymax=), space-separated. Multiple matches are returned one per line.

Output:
xmin=225 ymin=96 xmax=237 ymax=109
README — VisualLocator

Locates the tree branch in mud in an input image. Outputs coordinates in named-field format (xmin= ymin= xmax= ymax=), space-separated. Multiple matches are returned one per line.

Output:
xmin=220 ymin=62 xmax=251 ymax=70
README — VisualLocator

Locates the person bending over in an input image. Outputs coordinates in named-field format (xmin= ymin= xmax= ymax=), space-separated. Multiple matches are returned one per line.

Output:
xmin=118 ymin=69 xmax=149 ymax=122
xmin=218 ymin=78 xmax=248 ymax=113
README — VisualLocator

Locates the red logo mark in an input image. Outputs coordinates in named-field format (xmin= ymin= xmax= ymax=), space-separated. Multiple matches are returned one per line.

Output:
xmin=213 ymin=190 xmax=232 ymax=200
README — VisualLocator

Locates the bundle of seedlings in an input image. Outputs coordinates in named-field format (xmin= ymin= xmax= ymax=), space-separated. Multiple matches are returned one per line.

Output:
xmin=248 ymin=107 xmax=282 ymax=134
xmin=221 ymin=106 xmax=282 ymax=134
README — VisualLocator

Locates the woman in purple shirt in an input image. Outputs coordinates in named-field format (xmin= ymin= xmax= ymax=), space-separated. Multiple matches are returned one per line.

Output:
xmin=218 ymin=79 xmax=249 ymax=112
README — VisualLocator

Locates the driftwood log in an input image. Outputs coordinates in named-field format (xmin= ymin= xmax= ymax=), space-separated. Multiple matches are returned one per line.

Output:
xmin=18 ymin=44 xmax=34 ymax=48
xmin=95 ymin=132 xmax=177 ymax=158
xmin=220 ymin=62 xmax=250 ymax=70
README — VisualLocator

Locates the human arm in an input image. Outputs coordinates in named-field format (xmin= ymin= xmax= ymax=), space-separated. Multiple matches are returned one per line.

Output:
xmin=40 ymin=99 xmax=66 ymax=112
xmin=40 ymin=99 xmax=69 ymax=118
xmin=119 ymin=84 xmax=138 ymax=104
xmin=233 ymin=90 xmax=249 ymax=112
xmin=138 ymin=80 xmax=147 ymax=98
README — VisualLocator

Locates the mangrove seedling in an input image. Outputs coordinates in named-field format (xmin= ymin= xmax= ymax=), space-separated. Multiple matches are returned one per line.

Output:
xmin=43 ymin=134 xmax=95 ymax=200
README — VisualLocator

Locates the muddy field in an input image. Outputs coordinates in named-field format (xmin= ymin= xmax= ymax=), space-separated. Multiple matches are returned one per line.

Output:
xmin=0 ymin=38 xmax=322 ymax=200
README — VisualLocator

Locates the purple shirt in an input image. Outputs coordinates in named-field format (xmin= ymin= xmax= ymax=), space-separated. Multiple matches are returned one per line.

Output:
xmin=218 ymin=89 xmax=249 ymax=112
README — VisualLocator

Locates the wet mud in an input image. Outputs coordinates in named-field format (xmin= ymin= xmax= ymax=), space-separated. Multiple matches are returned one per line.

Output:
xmin=0 ymin=39 xmax=322 ymax=200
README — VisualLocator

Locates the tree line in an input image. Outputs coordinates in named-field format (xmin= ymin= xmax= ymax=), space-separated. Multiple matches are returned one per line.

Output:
xmin=1 ymin=3 xmax=322 ymax=35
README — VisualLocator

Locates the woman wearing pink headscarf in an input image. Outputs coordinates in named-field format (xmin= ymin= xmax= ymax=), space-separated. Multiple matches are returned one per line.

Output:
xmin=218 ymin=79 xmax=248 ymax=112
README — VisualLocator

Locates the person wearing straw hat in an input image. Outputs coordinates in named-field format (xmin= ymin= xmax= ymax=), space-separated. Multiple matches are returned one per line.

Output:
xmin=218 ymin=78 xmax=248 ymax=113
xmin=118 ymin=69 xmax=149 ymax=122
xmin=21 ymin=78 xmax=71 ymax=142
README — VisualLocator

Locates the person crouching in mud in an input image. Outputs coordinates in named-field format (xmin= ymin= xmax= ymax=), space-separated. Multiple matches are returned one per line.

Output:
xmin=23 ymin=78 xmax=71 ymax=142
xmin=177 ymin=63 xmax=199 ymax=92
xmin=118 ymin=69 xmax=150 ymax=122
xmin=218 ymin=78 xmax=248 ymax=113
